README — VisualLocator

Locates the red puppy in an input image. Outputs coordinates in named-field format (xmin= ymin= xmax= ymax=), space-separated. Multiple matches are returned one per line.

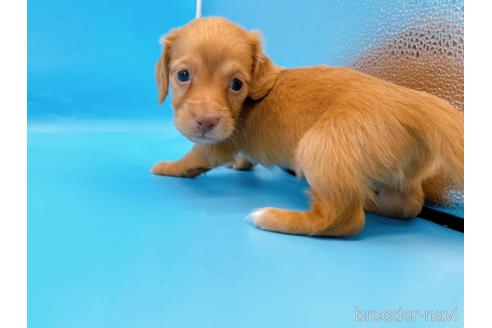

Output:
xmin=152 ymin=18 xmax=464 ymax=236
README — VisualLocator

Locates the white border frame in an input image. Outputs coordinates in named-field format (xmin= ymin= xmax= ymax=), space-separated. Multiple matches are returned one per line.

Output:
xmin=0 ymin=0 xmax=27 ymax=327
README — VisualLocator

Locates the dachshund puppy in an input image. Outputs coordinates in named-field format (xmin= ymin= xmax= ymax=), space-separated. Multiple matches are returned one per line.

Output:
xmin=152 ymin=17 xmax=464 ymax=236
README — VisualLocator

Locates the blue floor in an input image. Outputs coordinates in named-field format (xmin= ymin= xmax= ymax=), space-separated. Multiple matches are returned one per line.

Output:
xmin=28 ymin=120 xmax=464 ymax=328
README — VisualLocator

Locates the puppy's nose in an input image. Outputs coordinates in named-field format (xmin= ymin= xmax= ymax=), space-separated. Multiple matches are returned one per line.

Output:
xmin=195 ymin=115 xmax=219 ymax=133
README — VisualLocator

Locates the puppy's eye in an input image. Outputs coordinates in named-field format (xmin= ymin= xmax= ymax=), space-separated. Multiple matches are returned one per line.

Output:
xmin=177 ymin=70 xmax=190 ymax=82
xmin=230 ymin=78 xmax=243 ymax=91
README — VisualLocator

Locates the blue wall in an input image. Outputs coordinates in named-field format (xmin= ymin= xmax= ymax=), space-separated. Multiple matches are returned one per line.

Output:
xmin=28 ymin=0 xmax=195 ymax=121
xmin=28 ymin=0 xmax=463 ymax=122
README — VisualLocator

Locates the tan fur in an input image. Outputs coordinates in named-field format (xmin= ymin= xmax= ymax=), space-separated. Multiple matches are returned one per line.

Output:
xmin=152 ymin=17 xmax=464 ymax=236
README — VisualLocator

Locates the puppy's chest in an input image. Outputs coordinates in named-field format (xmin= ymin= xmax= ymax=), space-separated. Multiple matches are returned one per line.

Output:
xmin=234 ymin=96 xmax=326 ymax=168
xmin=234 ymin=119 xmax=298 ymax=169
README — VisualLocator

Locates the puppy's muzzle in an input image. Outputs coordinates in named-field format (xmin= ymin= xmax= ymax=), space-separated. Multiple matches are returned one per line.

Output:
xmin=195 ymin=115 xmax=220 ymax=134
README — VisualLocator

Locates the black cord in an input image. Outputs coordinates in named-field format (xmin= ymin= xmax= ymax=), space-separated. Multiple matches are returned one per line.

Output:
xmin=418 ymin=206 xmax=464 ymax=232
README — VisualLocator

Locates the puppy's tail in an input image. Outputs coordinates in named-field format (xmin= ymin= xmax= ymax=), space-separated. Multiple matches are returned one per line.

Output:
xmin=422 ymin=100 xmax=464 ymax=203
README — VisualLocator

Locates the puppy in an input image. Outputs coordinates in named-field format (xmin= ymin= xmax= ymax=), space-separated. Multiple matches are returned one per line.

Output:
xmin=152 ymin=17 xmax=464 ymax=236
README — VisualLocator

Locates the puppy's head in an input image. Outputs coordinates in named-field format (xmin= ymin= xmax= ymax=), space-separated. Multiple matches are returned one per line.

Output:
xmin=156 ymin=17 xmax=280 ymax=144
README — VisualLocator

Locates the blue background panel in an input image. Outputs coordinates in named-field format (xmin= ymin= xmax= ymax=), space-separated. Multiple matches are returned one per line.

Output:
xmin=28 ymin=0 xmax=194 ymax=120
xmin=28 ymin=123 xmax=463 ymax=328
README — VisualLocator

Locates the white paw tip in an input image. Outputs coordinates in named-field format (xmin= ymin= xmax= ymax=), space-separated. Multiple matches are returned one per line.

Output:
xmin=248 ymin=208 xmax=267 ymax=225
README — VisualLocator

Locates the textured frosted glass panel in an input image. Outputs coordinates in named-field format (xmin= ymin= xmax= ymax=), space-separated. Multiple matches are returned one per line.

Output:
xmin=350 ymin=2 xmax=464 ymax=112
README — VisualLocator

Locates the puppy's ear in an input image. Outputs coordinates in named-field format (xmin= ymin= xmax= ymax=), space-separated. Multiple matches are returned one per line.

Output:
xmin=248 ymin=31 xmax=281 ymax=100
xmin=155 ymin=29 xmax=179 ymax=104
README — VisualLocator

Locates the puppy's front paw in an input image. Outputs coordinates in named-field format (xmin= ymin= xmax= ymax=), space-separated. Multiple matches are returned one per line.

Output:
xmin=232 ymin=160 xmax=254 ymax=171
xmin=228 ymin=154 xmax=254 ymax=171
xmin=151 ymin=161 xmax=208 ymax=178
xmin=151 ymin=161 xmax=179 ymax=176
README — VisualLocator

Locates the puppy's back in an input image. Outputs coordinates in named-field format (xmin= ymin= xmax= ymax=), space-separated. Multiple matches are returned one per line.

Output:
xmin=248 ymin=65 xmax=463 ymax=189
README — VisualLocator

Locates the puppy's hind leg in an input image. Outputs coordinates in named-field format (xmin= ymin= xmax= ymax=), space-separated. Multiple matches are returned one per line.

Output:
xmin=250 ymin=126 xmax=368 ymax=237
xmin=365 ymin=184 xmax=424 ymax=219
xmin=250 ymin=190 xmax=365 ymax=236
